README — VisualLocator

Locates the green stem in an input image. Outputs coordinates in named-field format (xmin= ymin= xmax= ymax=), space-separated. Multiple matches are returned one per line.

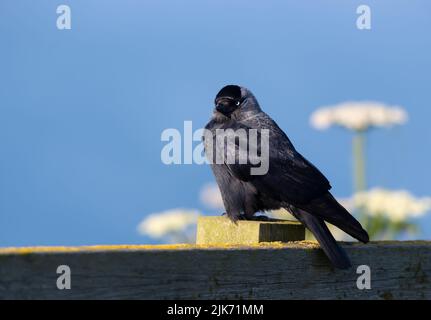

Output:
xmin=353 ymin=130 xmax=368 ymax=228
xmin=353 ymin=131 xmax=367 ymax=193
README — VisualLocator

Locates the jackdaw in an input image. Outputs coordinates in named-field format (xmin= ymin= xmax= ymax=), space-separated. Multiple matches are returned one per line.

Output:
xmin=204 ymin=85 xmax=369 ymax=269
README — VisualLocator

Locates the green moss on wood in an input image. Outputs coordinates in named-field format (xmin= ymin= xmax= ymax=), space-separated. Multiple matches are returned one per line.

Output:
xmin=196 ymin=216 xmax=305 ymax=245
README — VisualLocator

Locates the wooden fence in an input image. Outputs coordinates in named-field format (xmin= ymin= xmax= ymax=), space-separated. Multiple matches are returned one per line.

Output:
xmin=0 ymin=241 xmax=430 ymax=299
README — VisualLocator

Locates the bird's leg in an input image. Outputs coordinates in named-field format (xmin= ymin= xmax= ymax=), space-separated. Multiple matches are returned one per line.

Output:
xmin=249 ymin=215 xmax=271 ymax=221
xmin=227 ymin=213 xmax=249 ymax=225
xmin=243 ymin=207 xmax=270 ymax=221
xmin=236 ymin=213 xmax=265 ymax=221
xmin=222 ymin=211 xmax=244 ymax=224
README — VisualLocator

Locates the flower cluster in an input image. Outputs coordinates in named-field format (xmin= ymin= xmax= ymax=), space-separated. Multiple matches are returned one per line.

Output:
xmin=351 ymin=188 xmax=431 ymax=221
xmin=137 ymin=209 xmax=199 ymax=240
xmin=310 ymin=101 xmax=408 ymax=131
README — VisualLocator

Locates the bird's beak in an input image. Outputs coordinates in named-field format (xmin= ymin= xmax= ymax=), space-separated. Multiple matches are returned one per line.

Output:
xmin=215 ymin=98 xmax=224 ymax=113
xmin=215 ymin=103 xmax=224 ymax=113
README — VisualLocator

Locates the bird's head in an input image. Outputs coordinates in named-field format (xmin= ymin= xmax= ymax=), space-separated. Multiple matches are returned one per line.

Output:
xmin=214 ymin=85 xmax=261 ymax=119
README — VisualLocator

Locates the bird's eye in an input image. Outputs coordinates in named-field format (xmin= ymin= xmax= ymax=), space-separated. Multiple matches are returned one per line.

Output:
xmin=235 ymin=101 xmax=240 ymax=106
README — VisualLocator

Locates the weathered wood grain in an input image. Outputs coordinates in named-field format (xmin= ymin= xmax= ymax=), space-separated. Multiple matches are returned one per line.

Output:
xmin=0 ymin=241 xmax=430 ymax=299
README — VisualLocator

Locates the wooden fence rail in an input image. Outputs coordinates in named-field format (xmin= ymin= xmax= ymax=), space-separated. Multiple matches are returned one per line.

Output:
xmin=0 ymin=241 xmax=430 ymax=299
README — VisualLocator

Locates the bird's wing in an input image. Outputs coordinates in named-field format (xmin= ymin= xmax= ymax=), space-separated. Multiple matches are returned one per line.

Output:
xmin=221 ymin=120 xmax=331 ymax=204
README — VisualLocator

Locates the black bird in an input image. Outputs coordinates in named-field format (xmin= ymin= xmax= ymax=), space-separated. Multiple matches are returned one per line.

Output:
xmin=204 ymin=85 xmax=369 ymax=269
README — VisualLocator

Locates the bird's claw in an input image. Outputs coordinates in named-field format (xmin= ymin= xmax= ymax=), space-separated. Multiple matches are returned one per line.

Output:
xmin=250 ymin=215 xmax=271 ymax=221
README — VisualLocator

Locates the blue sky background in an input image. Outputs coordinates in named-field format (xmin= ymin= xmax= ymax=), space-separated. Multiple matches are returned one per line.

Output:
xmin=1 ymin=0 xmax=430 ymax=246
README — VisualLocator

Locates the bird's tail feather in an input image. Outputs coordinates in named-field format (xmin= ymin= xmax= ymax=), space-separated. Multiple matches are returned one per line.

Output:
xmin=291 ymin=208 xmax=352 ymax=269
xmin=302 ymin=193 xmax=369 ymax=243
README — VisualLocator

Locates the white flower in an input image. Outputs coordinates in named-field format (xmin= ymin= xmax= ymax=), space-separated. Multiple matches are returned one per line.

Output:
xmin=349 ymin=188 xmax=431 ymax=221
xmin=200 ymin=183 xmax=225 ymax=210
xmin=310 ymin=101 xmax=408 ymax=131
xmin=137 ymin=209 xmax=199 ymax=239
